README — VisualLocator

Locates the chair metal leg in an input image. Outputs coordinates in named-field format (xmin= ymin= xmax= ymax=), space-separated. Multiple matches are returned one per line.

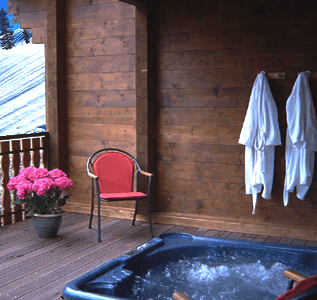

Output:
xmin=98 ymin=198 xmax=101 ymax=242
xmin=148 ymin=196 xmax=154 ymax=237
xmin=132 ymin=200 xmax=138 ymax=225
xmin=89 ymin=179 xmax=94 ymax=229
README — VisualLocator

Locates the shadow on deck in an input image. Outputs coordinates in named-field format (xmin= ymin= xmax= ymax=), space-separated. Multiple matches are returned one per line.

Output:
xmin=1 ymin=213 xmax=317 ymax=300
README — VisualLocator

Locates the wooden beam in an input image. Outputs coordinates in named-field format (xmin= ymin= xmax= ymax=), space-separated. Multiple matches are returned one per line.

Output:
xmin=119 ymin=0 xmax=148 ymax=8
xmin=135 ymin=5 xmax=149 ymax=215
xmin=136 ymin=5 xmax=148 ymax=171
xmin=45 ymin=0 xmax=68 ymax=173
xmin=63 ymin=202 xmax=317 ymax=242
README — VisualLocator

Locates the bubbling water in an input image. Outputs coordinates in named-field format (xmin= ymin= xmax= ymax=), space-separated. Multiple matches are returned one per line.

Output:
xmin=130 ymin=254 xmax=290 ymax=300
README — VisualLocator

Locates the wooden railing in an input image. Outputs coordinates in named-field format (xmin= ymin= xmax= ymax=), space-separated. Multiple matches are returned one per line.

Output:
xmin=0 ymin=132 xmax=49 ymax=226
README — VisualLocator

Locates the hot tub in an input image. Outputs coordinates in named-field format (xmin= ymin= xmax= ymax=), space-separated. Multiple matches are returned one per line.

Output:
xmin=62 ymin=233 xmax=317 ymax=300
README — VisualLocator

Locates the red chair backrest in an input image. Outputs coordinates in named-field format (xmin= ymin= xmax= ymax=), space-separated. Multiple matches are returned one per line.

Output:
xmin=93 ymin=152 xmax=134 ymax=193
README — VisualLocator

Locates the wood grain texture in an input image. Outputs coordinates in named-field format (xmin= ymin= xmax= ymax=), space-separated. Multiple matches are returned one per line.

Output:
xmin=10 ymin=0 xmax=317 ymax=239
xmin=68 ymin=139 xmax=136 ymax=157
xmin=67 ymin=19 xmax=135 ymax=40
xmin=67 ymin=90 xmax=136 ymax=107
xmin=65 ymin=0 xmax=137 ymax=209
xmin=8 ymin=0 xmax=46 ymax=14
xmin=67 ymin=36 xmax=136 ymax=57
xmin=68 ymin=124 xmax=136 ymax=143
xmin=31 ymin=27 xmax=46 ymax=44
xmin=68 ymin=72 xmax=135 ymax=90
xmin=46 ymin=0 xmax=68 ymax=172
xmin=67 ymin=0 xmax=120 ymax=7
xmin=149 ymin=0 xmax=317 ymax=235
xmin=66 ymin=2 xmax=134 ymax=24
xmin=18 ymin=11 xmax=46 ymax=29
xmin=68 ymin=107 xmax=136 ymax=125
xmin=67 ymin=54 xmax=135 ymax=74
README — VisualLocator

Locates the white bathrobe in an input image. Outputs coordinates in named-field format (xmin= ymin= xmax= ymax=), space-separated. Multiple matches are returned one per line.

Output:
xmin=284 ymin=71 xmax=317 ymax=206
xmin=239 ymin=71 xmax=281 ymax=214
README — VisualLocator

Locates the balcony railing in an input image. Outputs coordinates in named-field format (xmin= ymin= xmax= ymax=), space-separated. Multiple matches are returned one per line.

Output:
xmin=0 ymin=132 xmax=49 ymax=226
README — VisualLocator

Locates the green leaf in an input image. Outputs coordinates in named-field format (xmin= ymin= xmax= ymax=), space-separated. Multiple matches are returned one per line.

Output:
xmin=58 ymin=198 xmax=67 ymax=207
xmin=26 ymin=210 xmax=35 ymax=217
xmin=14 ymin=198 xmax=24 ymax=205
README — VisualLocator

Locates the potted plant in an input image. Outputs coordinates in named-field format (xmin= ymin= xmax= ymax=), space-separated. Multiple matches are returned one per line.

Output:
xmin=7 ymin=166 xmax=73 ymax=238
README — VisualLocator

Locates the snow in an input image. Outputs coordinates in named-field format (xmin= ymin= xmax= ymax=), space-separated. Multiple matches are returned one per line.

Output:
xmin=0 ymin=30 xmax=45 ymax=136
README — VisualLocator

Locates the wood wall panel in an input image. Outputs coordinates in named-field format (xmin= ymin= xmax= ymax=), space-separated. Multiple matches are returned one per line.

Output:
xmin=67 ymin=19 xmax=135 ymax=40
xmin=68 ymin=139 xmax=136 ymax=157
xmin=66 ymin=2 xmax=134 ymax=24
xmin=9 ymin=0 xmax=45 ymax=14
xmin=68 ymin=124 xmax=136 ymax=142
xmin=158 ymin=88 xmax=251 ymax=108
xmin=68 ymin=72 xmax=135 ymax=90
xmin=67 ymin=55 xmax=135 ymax=74
xmin=12 ymin=0 xmax=317 ymax=239
xmin=68 ymin=107 xmax=136 ymax=125
xmin=67 ymin=0 xmax=119 ymax=7
xmin=158 ymin=125 xmax=241 ymax=145
xmin=31 ymin=27 xmax=46 ymax=44
xmin=157 ymin=32 xmax=317 ymax=53
xmin=159 ymin=69 xmax=255 ymax=89
xmin=157 ymin=161 xmax=244 ymax=184
xmin=67 ymin=36 xmax=135 ymax=57
xmin=8 ymin=0 xmax=46 ymax=42
xmin=150 ymin=0 xmax=317 ymax=238
xmin=159 ymin=108 xmax=245 ymax=126
xmin=18 ymin=11 xmax=46 ymax=29
xmin=64 ymin=1 xmax=136 ymax=211
xmin=157 ymin=143 xmax=244 ymax=165
xmin=158 ymin=48 xmax=317 ymax=71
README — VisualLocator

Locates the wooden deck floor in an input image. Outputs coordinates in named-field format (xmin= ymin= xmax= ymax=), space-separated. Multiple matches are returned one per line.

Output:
xmin=1 ymin=212 xmax=317 ymax=300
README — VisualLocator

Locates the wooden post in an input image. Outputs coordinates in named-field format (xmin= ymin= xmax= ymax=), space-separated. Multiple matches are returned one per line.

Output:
xmin=46 ymin=0 xmax=68 ymax=173
xmin=135 ymin=4 xmax=150 ymax=217
xmin=136 ymin=5 xmax=148 ymax=171
xmin=11 ymin=140 xmax=22 ymax=222
xmin=1 ymin=142 xmax=11 ymax=225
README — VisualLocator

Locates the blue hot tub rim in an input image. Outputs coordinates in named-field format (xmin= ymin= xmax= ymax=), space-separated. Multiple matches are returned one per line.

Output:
xmin=62 ymin=232 xmax=317 ymax=300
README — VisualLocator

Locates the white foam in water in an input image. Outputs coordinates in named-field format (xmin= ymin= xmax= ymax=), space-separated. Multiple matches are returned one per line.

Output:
xmin=131 ymin=255 xmax=290 ymax=300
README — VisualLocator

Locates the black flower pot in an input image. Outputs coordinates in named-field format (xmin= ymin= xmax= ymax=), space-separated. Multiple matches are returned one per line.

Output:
xmin=32 ymin=214 xmax=63 ymax=238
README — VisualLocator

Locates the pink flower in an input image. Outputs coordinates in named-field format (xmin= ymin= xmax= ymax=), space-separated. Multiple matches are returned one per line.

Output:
xmin=34 ymin=168 xmax=49 ymax=180
xmin=16 ymin=180 xmax=33 ymax=199
xmin=33 ymin=178 xmax=55 ymax=196
xmin=48 ymin=169 xmax=67 ymax=180
xmin=54 ymin=177 xmax=73 ymax=190
xmin=19 ymin=167 xmax=37 ymax=181
xmin=7 ymin=175 xmax=21 ymax=190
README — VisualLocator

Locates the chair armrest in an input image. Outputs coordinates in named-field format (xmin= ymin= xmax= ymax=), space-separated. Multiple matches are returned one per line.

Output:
xmin=87 ymin=171 xmax=98 ymax=180
xmin=284 ymin=270 xmax=308 ymax=283
xmin=140 ymin=170 xmax=153 ymax=177
xmin=172 ymin=292 xmax=192 ymax=300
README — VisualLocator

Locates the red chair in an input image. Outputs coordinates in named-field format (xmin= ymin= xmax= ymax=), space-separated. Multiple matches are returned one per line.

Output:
xmin=275 ymin=270 xmax=317 ymax=300
xmin=87 ymin=148 xmax=154 ymax=242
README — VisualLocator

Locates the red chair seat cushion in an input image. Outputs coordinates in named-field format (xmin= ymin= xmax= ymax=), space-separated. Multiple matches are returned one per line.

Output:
xmin=100 ymin=192 xmax=147 ymax=200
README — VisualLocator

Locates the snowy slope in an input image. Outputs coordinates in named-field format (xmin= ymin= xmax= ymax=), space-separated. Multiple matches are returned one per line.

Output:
xmin=0 ymin=30 xmax=45 ymax=136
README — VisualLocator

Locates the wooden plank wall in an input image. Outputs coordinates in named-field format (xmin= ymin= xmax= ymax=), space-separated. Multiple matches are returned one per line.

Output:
xmin=148 ymin=0 xmax=317 ymax=239
xmin=65 ymin=0 xmax=137 ymax=211
xmin=8 ymin=0 xmax=317 ymax=240
xmin=8 ymin=0 xmax=138 ymax=214
xmin=8 ymin=0 xmax=46 ymax=44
